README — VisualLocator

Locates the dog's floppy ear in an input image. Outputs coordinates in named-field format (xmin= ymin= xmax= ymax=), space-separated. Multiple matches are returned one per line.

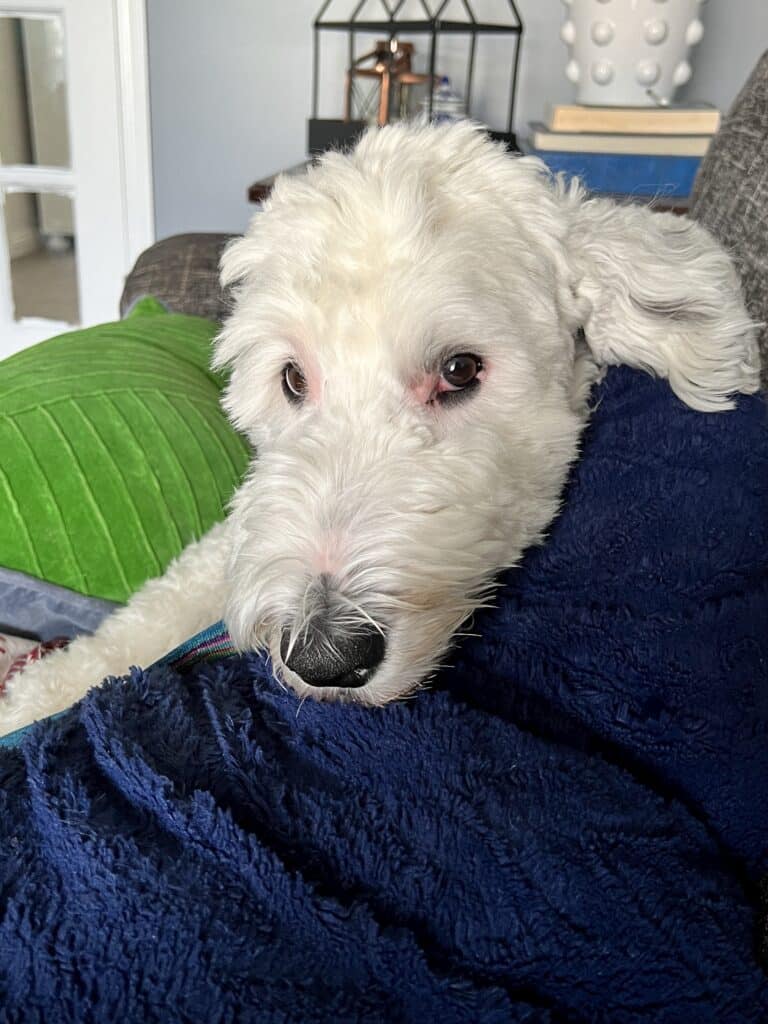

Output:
xmin=563 ymin=194 xmax=760 ymax=410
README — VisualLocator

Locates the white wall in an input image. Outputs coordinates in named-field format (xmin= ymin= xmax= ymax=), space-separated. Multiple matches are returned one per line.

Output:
xmin=147 ymin=0 xmax=768 ymax=240
xmin=679 ymin=1 xmax=768 ymax=115
xmin=148 ymin=0 xmax=317 ymax=238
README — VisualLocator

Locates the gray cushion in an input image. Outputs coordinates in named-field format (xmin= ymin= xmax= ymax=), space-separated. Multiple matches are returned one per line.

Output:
xmin=120 ymin=232 xmax=237 ymax=322
xmin=0 ymin=566 xmax=118 ymax=642
xmin=691 ymin=51 xmax=768 ymax=386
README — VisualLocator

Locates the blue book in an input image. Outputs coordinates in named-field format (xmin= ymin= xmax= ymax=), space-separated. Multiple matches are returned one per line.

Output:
xmin=528 ymin=149 xmax=701 ymax=198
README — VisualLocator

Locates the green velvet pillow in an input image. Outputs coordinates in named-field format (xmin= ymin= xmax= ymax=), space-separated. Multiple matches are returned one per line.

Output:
xmin=0 ymin=298 xmax=249 ymax=603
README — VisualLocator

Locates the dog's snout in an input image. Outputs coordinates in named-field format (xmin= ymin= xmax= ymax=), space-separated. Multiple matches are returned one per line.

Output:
xmin=281 ymin=623 xmax=385 ymax=689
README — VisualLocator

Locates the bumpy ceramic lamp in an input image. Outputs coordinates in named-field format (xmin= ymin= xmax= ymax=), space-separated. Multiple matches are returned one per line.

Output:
xmin=560 ymin=0 xmax=706 ymax=107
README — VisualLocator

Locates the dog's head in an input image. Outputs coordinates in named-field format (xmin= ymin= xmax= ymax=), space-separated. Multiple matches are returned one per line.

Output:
xmin=215 ymin=123 xmax=757 ymax=704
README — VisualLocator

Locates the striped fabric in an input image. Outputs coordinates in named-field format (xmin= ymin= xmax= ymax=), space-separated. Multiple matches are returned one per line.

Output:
xmin=152 ymin=620 xmax=236 ymax=671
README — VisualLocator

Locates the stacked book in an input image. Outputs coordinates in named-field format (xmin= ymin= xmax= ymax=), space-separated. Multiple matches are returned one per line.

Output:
xmin=526 ymin=104 xmax=721 ymax=201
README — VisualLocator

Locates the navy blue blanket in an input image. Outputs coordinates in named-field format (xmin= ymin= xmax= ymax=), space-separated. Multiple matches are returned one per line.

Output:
xmin=2 ymin=368 xmax=767 ymax=1022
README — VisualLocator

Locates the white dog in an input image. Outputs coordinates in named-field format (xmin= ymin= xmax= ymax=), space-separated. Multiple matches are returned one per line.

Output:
xmin=0 ymin=123 xmax=759 ymax=735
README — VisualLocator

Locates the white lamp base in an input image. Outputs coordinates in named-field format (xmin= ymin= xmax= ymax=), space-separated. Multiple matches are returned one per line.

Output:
xmin=561 ymin=0 xmax=705 ymax=107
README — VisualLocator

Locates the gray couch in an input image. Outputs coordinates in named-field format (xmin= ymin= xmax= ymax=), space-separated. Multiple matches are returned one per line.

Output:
xmin=691 ymin=49 xmax=768 ymax=382
xmin=121 ymin=51 xmax=768 ymax=386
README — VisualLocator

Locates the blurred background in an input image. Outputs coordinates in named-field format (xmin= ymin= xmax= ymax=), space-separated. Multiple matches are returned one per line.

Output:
xmin=1 ymin=0 xmax=766 ymax=355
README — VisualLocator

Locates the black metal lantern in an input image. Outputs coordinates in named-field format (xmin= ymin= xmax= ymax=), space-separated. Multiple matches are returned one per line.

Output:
xmin=309 ymin=1 xmax=524 ymax=155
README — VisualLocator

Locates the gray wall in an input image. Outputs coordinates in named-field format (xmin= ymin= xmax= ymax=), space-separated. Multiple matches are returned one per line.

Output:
xmin=147 ymin=0 xmax=768 ymax=240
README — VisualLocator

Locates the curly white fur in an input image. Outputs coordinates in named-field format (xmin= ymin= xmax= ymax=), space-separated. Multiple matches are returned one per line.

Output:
xmin=0 ymin=123 xmax=758 ymax=735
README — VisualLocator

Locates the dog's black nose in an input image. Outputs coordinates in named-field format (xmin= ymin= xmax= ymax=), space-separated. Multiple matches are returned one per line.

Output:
xmin=281 ymin=624 xmax=385 ymax=688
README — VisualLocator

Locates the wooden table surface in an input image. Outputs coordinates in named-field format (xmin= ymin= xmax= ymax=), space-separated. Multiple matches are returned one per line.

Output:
xmin=248 ymin=161 xmax=313 ymax=204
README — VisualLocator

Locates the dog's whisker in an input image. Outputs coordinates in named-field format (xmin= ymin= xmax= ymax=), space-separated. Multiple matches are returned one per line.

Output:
xmin=332 ymin=594 xmax=386 ymax=638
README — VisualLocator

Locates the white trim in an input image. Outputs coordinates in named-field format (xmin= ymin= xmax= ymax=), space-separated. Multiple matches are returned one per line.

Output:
xmin=114 ymin=0 xmax=154 ymax=264
xmin=0 ymin=0 xmax=154 ymax=355
xmin=0 ymin=7 xmax=56 ymax=17
xmin=0 ymin=165 xmax=75 ymax=193
xmin=0 ymin=316 xmax=72 ymax=357
xmin=0 ymin=192 xmax=13 ymax=327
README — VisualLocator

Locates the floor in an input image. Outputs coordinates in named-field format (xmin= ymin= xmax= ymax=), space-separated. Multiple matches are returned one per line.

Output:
xmin=11 ymin=246 xmax=79 ymax=325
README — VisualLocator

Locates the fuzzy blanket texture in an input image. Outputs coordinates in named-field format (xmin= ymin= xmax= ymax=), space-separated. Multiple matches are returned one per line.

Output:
xmin=1 ymin=367 xmax=767 ymax=1023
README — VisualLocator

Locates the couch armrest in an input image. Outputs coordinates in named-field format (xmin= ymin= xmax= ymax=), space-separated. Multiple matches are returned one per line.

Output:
xmin=120 ymin=232 xmax=238 ymax=323
xmin=691 ymin=51 xmax=768 ymax=386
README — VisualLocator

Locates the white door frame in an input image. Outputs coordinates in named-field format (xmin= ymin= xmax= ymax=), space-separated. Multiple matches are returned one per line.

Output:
xmin=0 ymin=0 xmax=153 ymax=355
xmin=115 ymin=0 xmax=154 ymax=266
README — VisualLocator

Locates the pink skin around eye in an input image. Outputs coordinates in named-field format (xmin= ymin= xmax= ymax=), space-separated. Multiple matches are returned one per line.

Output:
xmin=287 ymin=345 xmax=321 ymax=404
xmin=307 ymin=373 xmax=322 ymax=404
xmin=411 ymin=373 xmax=440 ymax=405
xmin=409 ymin=366 xmax=486 ymax=406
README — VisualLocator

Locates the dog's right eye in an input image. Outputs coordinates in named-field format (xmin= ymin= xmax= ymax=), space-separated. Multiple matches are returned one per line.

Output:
xmin=435 ymin=353 xmax=483 ymax=406
xmin=282 ymin=363 xmax=307 ymax=405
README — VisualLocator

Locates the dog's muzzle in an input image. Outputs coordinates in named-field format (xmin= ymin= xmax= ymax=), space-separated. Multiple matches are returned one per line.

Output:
xmin=280 ymin=622 xmax=385 ymax=689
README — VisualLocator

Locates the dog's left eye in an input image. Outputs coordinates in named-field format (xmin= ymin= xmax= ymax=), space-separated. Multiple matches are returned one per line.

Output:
xmin=437 ymin=353 xmax=483 ymax=403
xmin=282 ymin=363 xmax=307 ymax=405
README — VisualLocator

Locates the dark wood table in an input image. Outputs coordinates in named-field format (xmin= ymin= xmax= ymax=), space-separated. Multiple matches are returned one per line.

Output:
xmin=248 ymin=161 xmax=314 ymax=204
